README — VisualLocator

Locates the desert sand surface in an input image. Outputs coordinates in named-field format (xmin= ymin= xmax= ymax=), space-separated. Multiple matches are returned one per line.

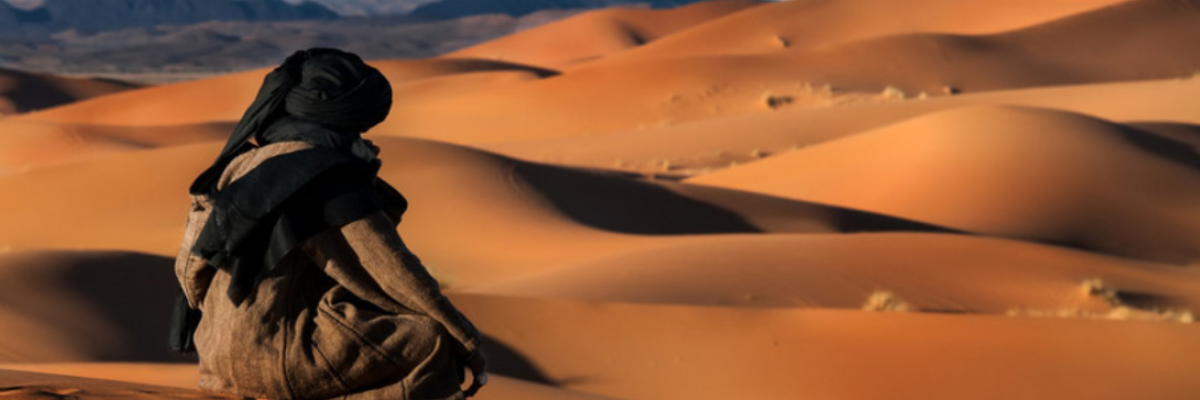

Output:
xmin=2 ymin=0 xmax=1199 ymax=399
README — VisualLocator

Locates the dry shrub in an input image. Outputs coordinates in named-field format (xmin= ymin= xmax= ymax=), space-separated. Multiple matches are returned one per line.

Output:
xmin=881 ymin=85 xmax=906 ymax=100
xmin=863 ymin=290 xmax=911 ymax=312
xmin=763 ymin=93 xmax=794 ymax=109
xmin=1008 ymin=278 xmax=1194 ymax=324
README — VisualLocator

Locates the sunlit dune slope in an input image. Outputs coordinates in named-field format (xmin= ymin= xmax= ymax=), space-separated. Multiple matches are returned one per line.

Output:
xmin=470 ymin=233 xmax=1200 ymax=315
xmin=689 ymin=106 xmax=1200 ymax=264
xmin=454 ymin=294 xmax=1200 ymax=400
xmin=486 ymin=79 xmax=1200 ymax=175
xmin=446 ymin=0 xmax=764 ymax=67
xmin=0 ymin=67 xmax=139 ymax=115
xmin=587 ymin=0 xmax=1134 ymax=63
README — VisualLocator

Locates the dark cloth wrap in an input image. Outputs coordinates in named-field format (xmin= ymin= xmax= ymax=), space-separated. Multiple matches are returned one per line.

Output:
xmin=170 ymin=48 xmax=398 ymax=353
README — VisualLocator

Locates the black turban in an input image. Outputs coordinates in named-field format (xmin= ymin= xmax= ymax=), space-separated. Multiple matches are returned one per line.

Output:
xmin=192 ymin=47 xmax=393 ymax=195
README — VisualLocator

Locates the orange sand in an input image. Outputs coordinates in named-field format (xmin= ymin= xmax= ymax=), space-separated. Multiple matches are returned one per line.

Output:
xmin=2 ymin=0 xmax=1199 ymax=399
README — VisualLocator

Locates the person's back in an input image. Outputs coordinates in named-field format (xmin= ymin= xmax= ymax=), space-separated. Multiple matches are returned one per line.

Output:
xmin=171 ymin=49 xmax=487 ymax=400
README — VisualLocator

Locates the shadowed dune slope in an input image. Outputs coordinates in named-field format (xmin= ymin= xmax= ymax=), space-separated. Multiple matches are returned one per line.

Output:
xmin=470 ymin=233 xmax=1200 ymax=314
xmin=445 ymin=0 xmax=764 ymax=67
xmin=689 ymin=106 xmax=1200 ymax=264
xmin=0 ymin=251 xmax=182 ymax=363
xmin=454 ymin=294 xmax=1200 ymax=400
xmin=0 ymin=67 xmax=139 ymax=115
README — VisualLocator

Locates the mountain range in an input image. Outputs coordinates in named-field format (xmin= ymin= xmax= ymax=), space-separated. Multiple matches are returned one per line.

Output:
xmin=0 ymin=0 xmax=336 ymax=38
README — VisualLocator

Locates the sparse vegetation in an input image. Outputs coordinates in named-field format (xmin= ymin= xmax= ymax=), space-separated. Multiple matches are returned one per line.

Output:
xmin=863 ymin=290 xmax=911 ymax=312
xmin=763 ymin=92 xmax=794 ymax=109
xmin=1080 ymin=278 xmax=1120 ymax=306
xmin=1008 ymin=306 xmax=1194 ymax=323
xmin=1007 ymin=278 xmax=1194 ymax=324
xmin=942 ymin=86 xmax=960 ymax=95
xmin=881 ymin=85 xmax=906 ymax=100
xmin=750 ymin=148 xmax=767 ymax=158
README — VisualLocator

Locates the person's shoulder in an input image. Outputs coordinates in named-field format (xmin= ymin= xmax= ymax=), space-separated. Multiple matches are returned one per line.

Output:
xmin=217 ymin=141 xmax=317 ymax=190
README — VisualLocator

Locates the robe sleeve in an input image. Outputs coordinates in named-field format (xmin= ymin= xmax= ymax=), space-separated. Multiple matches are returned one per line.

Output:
xmin=303 ymin=211 xmax=482 ymax=357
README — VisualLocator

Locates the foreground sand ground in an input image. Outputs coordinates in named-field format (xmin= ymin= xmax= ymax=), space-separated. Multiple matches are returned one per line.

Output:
xmin=1 ymin=0 xmax=1199 ymax=399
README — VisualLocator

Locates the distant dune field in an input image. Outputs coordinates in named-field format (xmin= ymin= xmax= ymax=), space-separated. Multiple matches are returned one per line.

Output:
xmin=1 ymin=0 xmax=1199 ymax=399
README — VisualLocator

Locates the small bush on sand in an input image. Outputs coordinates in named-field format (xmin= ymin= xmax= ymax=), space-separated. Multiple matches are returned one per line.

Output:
xmin=1008 ymin=278 xmax=1194 ymax=323
xmin=863 ymin=290 xmax=911 ymax=312
xmin=1080 ymin=278 xmax=1120 ymax=306
xmin=763 ymin=93 xmax=794 ymax=109
xmin=881 ymin=85 xmax=906 ymax=100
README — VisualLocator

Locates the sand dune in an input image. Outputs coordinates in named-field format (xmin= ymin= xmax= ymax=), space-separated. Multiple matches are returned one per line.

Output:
xmin=0 ymin=137 xmax=948 ymax=286
xmin=0 ymin=67 xmax=138 ymax=115
xmin=0 ymin=363 xmax=202 ymax=390
xmin=454 ymin=294 xmax=1200 ymax=400
xmin=487 ymin=78 xmax=1200 ymax=177
xmin=470 ymin=233 xmax=1200 ymax=314
xmin=0 ymin=369 xmax=230 ymax=400
xmin=0 ymin=120 xmax=231 ymax=175
xmin=2 ymin=0 xmax=1198 ymax=398
xmin=587 ymin=0 xmax=1134 ymax=63
xmin=688 ymin=106 xmax=1200 ymax=264
xmin=0 ymin=251 xmax=182 ymax=363
xmin=21 ymin=0 xmax=1200 ymax=145
xmin=0 ymin=367 xmax=626 ymax=400
xmin=388 ymin=0 xmax=1200 ymax=144
xmin=16 ymin=58 xmax=558 ymax=126
xmin=446 ymin=0 xmax=763 ymax=67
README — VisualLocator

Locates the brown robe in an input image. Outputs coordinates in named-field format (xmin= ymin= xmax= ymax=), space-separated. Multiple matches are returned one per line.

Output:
xmin=175 ymin=142 xmax=481 ymax=400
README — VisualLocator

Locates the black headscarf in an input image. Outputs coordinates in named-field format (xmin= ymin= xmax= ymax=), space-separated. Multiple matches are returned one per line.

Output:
xmin=170 ymin=48 xmax=404 ymax=353
xmin=191 ymin=48 xmax=393 ymax=194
